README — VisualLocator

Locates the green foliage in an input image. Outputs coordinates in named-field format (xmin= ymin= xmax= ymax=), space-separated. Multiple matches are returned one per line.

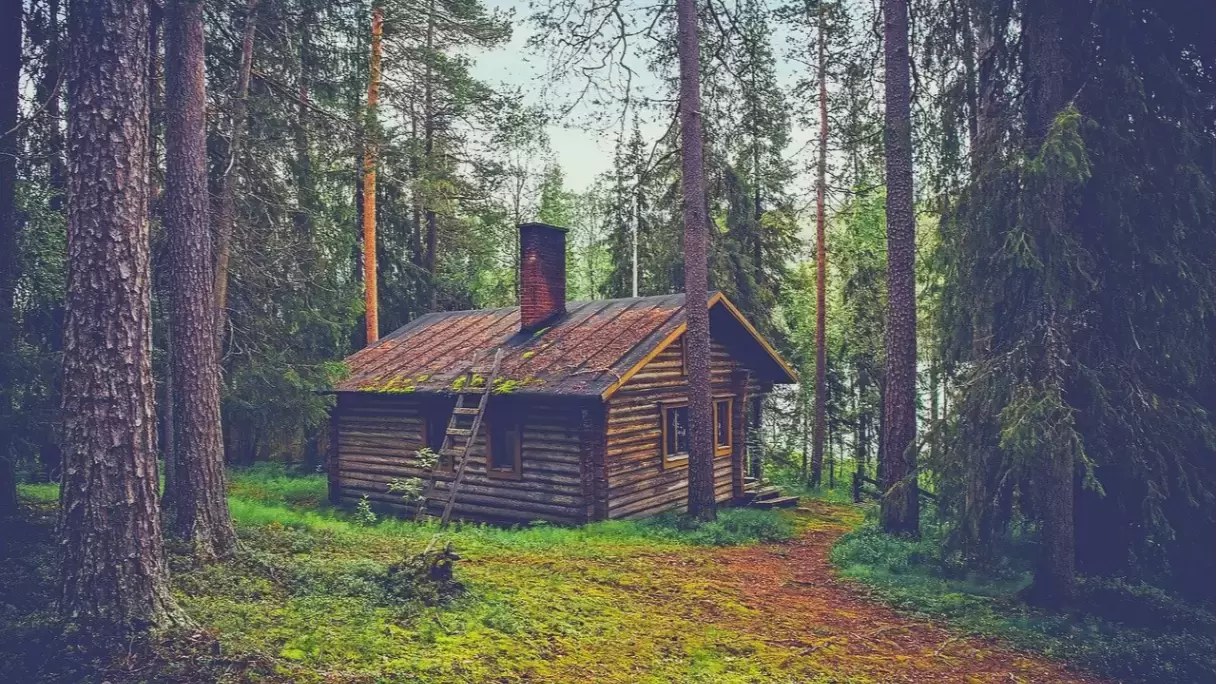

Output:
xmin=831 ymin=524 xmax=1215 ymax=684
xmin=353 ymin=496 xmax=378 ymax=527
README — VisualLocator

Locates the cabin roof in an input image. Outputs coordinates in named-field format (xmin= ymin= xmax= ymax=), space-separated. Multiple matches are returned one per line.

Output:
xmin=334 ymin=291 xmax=797 ymax=399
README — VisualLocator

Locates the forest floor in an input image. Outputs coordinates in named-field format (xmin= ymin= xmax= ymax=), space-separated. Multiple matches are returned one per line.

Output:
xmin=4 ymin=469 xmax=1108 ymax=683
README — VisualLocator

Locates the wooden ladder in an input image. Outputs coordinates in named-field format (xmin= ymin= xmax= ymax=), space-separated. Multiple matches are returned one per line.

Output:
xmin=414 ymin=348 xmax=504 ymax=529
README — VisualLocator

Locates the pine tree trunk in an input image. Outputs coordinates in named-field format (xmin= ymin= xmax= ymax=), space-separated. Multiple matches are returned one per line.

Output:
xmin=879 ymin=0 xmax=920 ymax=538
xmin=0 ymin=0 xmax=22 ymax=522
xmin=811 ymin=0 xmax=829 ymax=489
xmin=213 ymin=0 xmax=259 ymax=345
xmin=60 ymin=0 xmax=182 ymax=634
xmin=294 ymin=0 xmax=313 ymax=239
xmin=164 ymin=0 xmax=238 ymax=560
xmin=1024 ymin=0 xmax=1074 ymax=606
xmin=423 ymin=0 xmax=439 ymax=311
xmin=361 ymin=6 xmax=382 ymax=343
xmin=675 ymin=0 xmax=715 ymax=522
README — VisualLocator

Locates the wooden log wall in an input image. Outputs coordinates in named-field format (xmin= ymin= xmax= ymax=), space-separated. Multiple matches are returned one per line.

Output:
xmin=332 ymin=393 xmax=591 ymax=524
xmin=604 ymin=336 xmax=765 ymax=519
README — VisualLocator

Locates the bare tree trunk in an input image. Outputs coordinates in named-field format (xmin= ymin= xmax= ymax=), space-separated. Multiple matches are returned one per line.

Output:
xmin=1024 ymin=0 xmax=1074 ymax=607
xmin=213 ymin=0 xmax=259 ymax=346
xmin=60 ymin=0 xmax=182 ymax=634
xmin=800 ymin=387 xmax=809 ymax=482
xmin=294 ymin=0 xmax=312 ymax=239
xmin=879 ymin=0 xmax=919 ymax=538
xmin=422 ymin=0 xmax=439 ymax=311
xmin=675 ymin=0 xmax=715 ymax=522
xmin=163 ymin=0 xmax=238 ymax=560
xmin=361 ymin=6 xmax=382 ymax=343
xmin=0 ymin=0 xmax=22 ymax=522
xmin=811 ymin=0 xmax=829 ymax=489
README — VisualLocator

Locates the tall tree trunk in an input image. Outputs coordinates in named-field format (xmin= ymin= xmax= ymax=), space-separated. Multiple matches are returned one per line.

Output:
xmin=422 ymin=0 xmax=439 ymax=311
xmin=361 ymin=6 xmax=382 ymax=343
xmin=879 ymin=0 xmax=920 ymax=537
xmin=1024 ymin=0 xmax=1074 ymax=606
xmin=958 ymin=0 xmax=978 ymax=170
xmin=0 ymin=0 xmax=22 ymax=522
xmin=811 ymin=0 xmax=828 ymax=489
xmin=163 ymin=0 xmax=238 ymax=559
xmin=60 ymin=0 xmax=182 ymax=634
xmin=213 ymin=0 xmax=259 ymax=346
xmin=675 ymin=0 xmax=715 ymax=522
xmin=800 ymin=387 xmax=809 ymax=482
xmin=293 ymin=0 xmax=312 ymax=239
xmin=151 ymin=0 xmax=175 ymax=505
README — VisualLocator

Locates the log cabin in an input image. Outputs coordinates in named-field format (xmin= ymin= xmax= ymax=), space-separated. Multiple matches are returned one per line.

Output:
xmin=327 ymin=222 xmax=798 ymax=524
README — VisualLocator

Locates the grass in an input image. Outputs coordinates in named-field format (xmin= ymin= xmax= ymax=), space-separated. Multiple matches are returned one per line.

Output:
xmin=4 ymin=465 xmax=820 ymax=683
xmin=830 ymin=520 xmax=1216 ymax=684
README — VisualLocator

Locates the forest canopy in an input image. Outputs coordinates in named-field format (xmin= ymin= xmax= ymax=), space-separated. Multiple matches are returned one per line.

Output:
xmin=0 ymin=0 xmax=1212 ymax=671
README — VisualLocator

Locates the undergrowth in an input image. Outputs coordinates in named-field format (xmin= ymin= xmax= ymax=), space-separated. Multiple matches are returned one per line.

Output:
xmin=831 ymin=522 xmax=1216 ymax=684
xmin=3 ymin=466 xmax=808 ymax=683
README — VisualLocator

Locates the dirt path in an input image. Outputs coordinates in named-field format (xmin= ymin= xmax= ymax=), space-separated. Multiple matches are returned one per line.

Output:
xmin=674 ymin=500 xmax=1101 ymax=683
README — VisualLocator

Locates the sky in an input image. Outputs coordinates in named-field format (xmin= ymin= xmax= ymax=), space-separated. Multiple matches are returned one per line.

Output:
xmin=469 ymin=0 xmax=633 ymax=192
xmin=467 ymin=0 xmax=824 ymax=246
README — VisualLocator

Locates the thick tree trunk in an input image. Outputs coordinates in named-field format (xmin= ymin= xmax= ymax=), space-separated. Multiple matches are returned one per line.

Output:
xmin=163 ymin=0 xmax=238 ymax=560
xmin=879 ymin=0 xmax=919 ymax=538
xmin=213 ymin=0 xmax=259 ymax=345
xmin=675 ymin=0 xmax=715 ymax=522
xmin=60 ymin=0 xmax=182 ymax=635
xmin=0 ymin=0 xmax=22 ymax=521
xmin=811 ymin=0 xmax=829 ymax=489
xmin=1024 ymin=0 xmax=1074 ymax=606
xmin=361 ymin=7 xmax=382 ymax=344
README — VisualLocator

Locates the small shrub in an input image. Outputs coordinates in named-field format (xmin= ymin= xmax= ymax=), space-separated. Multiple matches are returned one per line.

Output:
xmin=353 ymin=496 xmax=378 ymax=527
xmin=639 ymin=508 xmax=796 ymax=546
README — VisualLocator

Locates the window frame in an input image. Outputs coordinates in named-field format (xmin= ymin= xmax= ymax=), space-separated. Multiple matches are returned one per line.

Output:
xmin=660 ymin=401 xmax=691 ymax=469
xmin=485 ymin=410 xmax=524 ymax=481
xmin=421 ymin=401 xmax=455 ymax=471
xmin=713 ymin=396 xmax=733 ymax=453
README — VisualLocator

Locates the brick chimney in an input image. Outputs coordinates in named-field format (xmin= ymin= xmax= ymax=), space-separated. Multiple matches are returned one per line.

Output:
xmin=519 ymin=222 xmax=567 ymax=331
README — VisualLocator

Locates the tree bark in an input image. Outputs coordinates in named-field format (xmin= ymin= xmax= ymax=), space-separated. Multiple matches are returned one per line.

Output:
xmin=675 ymin=0 xmax=715 ymax=522
xmin=1024 ymin=0 xmax=1074 ymax=606
xmin=879 ymin=0 xmax=919 ymax=537
xmin=422 ymin=0 xmax=439 ymax=311
xmin=293 ymin=0 xmax=313 ymax=239
xmin=811 ymin=0 xmax=829 ymax=489
xmin=361 ymin=6 xmax=382 ymax=343
xmin=0 ymin=0 xmax=23 ymax=521
xmin=213 ymin=0 xmax=259 ymax=346
xmin=60 ymin=0 xmax=182 ymax=635
xmin=163 ymin=0 xmax=238 ymax=560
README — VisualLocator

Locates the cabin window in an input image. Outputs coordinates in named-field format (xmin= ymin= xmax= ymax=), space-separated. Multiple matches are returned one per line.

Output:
xmin=714 ymin=398 xmax=732 ymax=451
xmin=487 ymin=410 xmax=523 ymax=480
xmin=662 ymin=404 xmax=690 ymax=466
xmin=422 ymin=401 xmax=453 ymax=469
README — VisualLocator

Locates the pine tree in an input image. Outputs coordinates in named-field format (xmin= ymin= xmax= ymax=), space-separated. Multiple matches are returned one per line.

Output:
xmin=362 ymin=5 xmax=383 ymax=343
xmin=163 ymin=0 xmax=238 ymax=559
xmin=676 ymin=0 xmax=716 ymax=522
xmin=0 ymin=0 xmax=22 ymax=522
xmin=879 ymin=0 xmax=919 ymax=537
xmin=213 ymin=0 xmax=259 ymax=344
xmin=60 ymin=0 xmax=182 ymax=634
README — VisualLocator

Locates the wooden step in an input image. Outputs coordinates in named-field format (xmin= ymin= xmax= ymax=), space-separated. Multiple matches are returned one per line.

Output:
xmin=447 ymin=428 xmax=472 ymax=437
xmin=452 ymin=407 xmax=479 ymax=416
xmin=751 ymin=486 xmax=783 ymax=501
xmin=752 ymin=495 xmax=800 ymax=509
